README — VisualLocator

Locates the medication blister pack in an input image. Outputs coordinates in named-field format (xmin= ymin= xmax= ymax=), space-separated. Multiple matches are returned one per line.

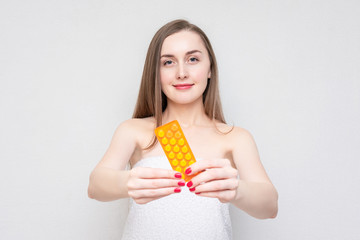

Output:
xmin=155 ymin=120 xmax=197 ymax=182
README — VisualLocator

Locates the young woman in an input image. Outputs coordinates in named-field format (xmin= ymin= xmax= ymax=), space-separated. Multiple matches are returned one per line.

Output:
xmin=88 ymin=19 xmax=278 ymax=239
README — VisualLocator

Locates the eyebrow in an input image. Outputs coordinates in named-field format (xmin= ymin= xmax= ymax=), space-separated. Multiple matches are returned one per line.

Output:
xmin=160 ymin=50 xmax=202 ymax=58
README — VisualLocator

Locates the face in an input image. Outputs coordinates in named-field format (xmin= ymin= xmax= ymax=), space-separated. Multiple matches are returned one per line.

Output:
xmin=159 ymin=30 xmax=211 ymax=106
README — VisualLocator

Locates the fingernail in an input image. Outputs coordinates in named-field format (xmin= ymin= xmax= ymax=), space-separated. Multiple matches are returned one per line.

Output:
xmin=186 ymin=181 xmax=193 ymax=188
xmin=175 ymin=173 xmax=182 ymax=178
xmin=195 ymin=192 xmax=201 ymax=195
xmin=189 ymin=187 xmax=196 ymax=192
xmin=174 ymin=187 xmax=181 ymax=193
xmin=185 ymin=168 xmax=192 ymax=175
xmin=178 ymin=180 xmax=185 ymax=186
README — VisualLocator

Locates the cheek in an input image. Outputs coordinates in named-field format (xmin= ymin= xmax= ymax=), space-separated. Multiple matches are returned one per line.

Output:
xmin=160 ymin=69 xmax=173 ymax=85
xmin=159 ymin=71 xmax=173 ymax=96
xmin=193 ymin=68 xmax=210 ymax=84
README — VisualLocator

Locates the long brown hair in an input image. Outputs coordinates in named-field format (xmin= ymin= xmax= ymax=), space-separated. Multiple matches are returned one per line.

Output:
xmin=132 ymin=19 xmax=227 ymax=148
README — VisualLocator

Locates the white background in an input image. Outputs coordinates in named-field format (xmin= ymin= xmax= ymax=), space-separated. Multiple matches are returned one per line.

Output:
xmin=1 ymin=0 xmax=359 ymax=239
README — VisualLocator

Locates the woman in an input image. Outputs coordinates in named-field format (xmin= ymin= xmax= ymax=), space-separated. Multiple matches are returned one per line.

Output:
xmin=88 ymin=19 xmax=278 ymax=239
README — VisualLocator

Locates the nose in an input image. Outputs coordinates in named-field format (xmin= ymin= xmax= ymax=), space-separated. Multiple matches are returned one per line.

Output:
xmin=176 ymin=63 xmax=188 ymax=80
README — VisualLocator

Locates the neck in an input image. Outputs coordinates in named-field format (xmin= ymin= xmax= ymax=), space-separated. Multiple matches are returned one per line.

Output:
xmin=162 ymin=99 xmax=211 ymax=128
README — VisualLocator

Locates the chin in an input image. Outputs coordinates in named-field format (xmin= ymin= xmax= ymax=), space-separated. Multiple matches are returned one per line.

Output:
xmin=168 ymin=95 xmax=200 ymax=105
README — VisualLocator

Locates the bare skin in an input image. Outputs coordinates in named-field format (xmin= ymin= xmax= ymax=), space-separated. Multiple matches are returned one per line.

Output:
xmin=88 ymin=30 xmax=278 ymax=219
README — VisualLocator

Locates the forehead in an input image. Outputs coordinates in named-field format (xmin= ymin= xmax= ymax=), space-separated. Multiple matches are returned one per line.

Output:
xmin=161 ymin=30 xmax=207 ymax=55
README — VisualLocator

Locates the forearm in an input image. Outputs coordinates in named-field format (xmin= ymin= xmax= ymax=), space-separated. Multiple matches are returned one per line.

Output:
xmin=231 ymin=180 xmax=278 ymax=219
xmin=88 ymin=167 xmax=130 ymax=202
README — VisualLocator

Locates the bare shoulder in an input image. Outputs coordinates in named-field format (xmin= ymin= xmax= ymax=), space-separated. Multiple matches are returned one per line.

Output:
xmin=114 ymin=117 xmax=155 ymax=141
xmin=215 ymin=122 xmax=253 ymax=139
xmin=117 ymin=117 xmax=155 ymax=130
xmin=229 ymin=126 xmax=254 ymax=140
xmin=100 ymin=117 xmax=156 ymax=169
xmin=215 ymin=122 xmax=257 ymax=150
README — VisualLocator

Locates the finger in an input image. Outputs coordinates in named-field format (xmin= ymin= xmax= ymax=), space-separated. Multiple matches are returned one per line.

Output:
xmin=133 ymin=196 xmax=162 ymax=204
xmin=132 ymin=167 xmax=182 ymax=179
xmin=188 ymin=167 xmax=238 ymax=188
xmin=185 ymin=158 xmax=231 ymax=176
xmin=129 ymin=186 xmax=181 ymax=200
xmin=132 ymin=187 xmax=182 ymax=204
xmin=128 ymin=178 xmax=185 ymax=190
xmin=195 ymin=190 xmax=236 ymax=203
xmin=193 ymin=178 xmax=239 ymax=193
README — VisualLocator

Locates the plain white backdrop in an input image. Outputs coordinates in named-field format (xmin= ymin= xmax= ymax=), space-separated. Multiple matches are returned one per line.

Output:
xmin=1 ymin=0 xmax=359 ymax=239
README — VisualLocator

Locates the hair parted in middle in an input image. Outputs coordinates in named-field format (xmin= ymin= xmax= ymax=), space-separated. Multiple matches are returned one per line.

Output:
xmin=132 ymin=19 xmax=227 ymax=147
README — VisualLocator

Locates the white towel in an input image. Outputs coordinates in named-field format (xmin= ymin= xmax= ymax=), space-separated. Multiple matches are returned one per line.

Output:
xmin=121 ymin=156 xmax=232 ymax=240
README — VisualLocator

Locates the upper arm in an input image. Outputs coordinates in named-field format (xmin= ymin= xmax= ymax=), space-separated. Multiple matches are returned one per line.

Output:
xmin=96 ymin=119 xmax=138 ymax=170
xmin=231 ymin=127 xmax=271 ymax=183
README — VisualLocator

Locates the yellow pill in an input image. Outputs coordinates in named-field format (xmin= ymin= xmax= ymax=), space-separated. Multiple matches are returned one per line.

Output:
xmin=172 ymin=159 xmax=179 ymax=166
xmin=175 ymin=166 xmax=182 ymax=173
xmin=168 ymin=152 xmax=175 ymax=159
xmin=166 ymin=130 xmax=173 ymax=138
xmin=170 ymin=138 xmax=176 ymax=145
xmin=181 ymin=146 xmax=188 ymax=153
xmin=178 ymin=138 xmax=185 ymax=146
xmin=165 ymin=144 xmax=171 ymax=152
xmin=175 ymin=131 xmax=182 ymax=138
xmin=173 ymin=145 xmax=180 ymax=152
xmin=180 ymin=160 xmax=187 ymax=167
xmin=185 ymin=153 xmax=191 ymax=160
xmin=158 ymin=130 xmax=165 ymax=137
xmin=177 ymin=152 xmax=183 ymax=159
xmin=171 ymin=124 xmax=178 ymax=131
xmin=189 ymin=160 xmax=195 ymax=165
xmin=161 ymin=137 xmax=168 ymax=145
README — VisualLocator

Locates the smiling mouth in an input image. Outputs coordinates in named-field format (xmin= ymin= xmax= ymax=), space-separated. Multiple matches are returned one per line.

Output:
xmin=173 ymin=83 xmax=194 ymax=90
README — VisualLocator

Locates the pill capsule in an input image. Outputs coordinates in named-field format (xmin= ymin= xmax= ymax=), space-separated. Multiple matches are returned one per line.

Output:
xmin=168 ymin=152 xmax=175 ymax=159
xmin=177 ymin=152 xmax=183 ymax=160
xmin=165 ymin=144 xmax=171 ymax=152
xmin=170 ymin=138 xmax=176 ymax=145
xmin=175 ymin=131 xmax=181 ymax=138
xmin=173 ymin=145 xmax=180 ymax=152
xmin=181 ymin=146 xmax=188 ymax=153
xmin=180 ymin=160 xmax=187 ymax=167
xmin=172 ymin=159 xmax=179 ymax=166
xmin=171 ymin=124 xmax=178 ymax=131
xmin=166 ymin=131 xmax=173 ymax=138
xmin=158 ymin=130 xmax=165 ymax=137
xmin=162 ymin=138 xmax=168 ymax=145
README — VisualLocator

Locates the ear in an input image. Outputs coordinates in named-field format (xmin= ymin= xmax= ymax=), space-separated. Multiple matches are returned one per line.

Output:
xmin=208 ymin=71 xmax=211 ymax=79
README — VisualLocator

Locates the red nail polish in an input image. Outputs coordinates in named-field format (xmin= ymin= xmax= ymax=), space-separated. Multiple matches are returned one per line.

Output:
xmin=195 ymin=192 xmax=201 ymax=195
xmin=189 ymin=187 xmax=196 ymax=192
xmin=174 ymin=187 xmax=181 ymax=193
xmin=185 ymin=168 xmax=192 ymax=175
xmin=175 ymin=173 xmax=182 ymax=178
xmin=178 ymin=181 xmax=185 ymax=186
xmin=186 ymin=181 xmax=193 ymax=188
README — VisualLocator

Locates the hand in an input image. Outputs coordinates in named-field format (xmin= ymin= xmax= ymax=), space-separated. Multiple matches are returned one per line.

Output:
xmin=127 ymin=167 xmax=185 ymax=204
xmin=185 ymin=158 xmax=239 ymax=203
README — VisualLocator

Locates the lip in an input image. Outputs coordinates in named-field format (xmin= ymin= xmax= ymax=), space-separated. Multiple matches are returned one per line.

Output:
xmin=173 ymin=83 xmax=194 ymax=90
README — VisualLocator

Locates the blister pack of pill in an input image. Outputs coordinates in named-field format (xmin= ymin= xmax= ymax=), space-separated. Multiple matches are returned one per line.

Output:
xmin=155 ymin=120 xmax=197 ymax=182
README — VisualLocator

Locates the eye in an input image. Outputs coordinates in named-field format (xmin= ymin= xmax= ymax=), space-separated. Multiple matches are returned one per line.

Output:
xmin=163 ymin=60 xmax=173 ymax=66
xmin=189 ymin=57 xmax=198 ymax=63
